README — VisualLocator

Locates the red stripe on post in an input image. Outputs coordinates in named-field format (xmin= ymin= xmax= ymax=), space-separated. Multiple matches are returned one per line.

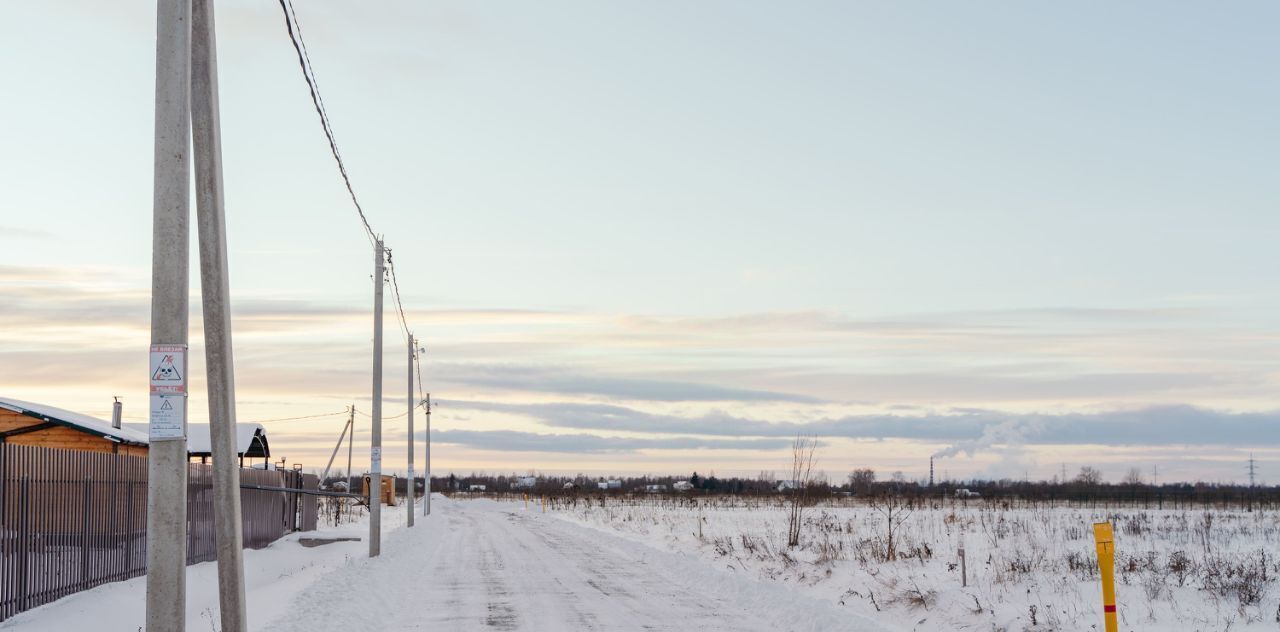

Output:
xmin=1104 ymin=605 xmax=1117 ymax=613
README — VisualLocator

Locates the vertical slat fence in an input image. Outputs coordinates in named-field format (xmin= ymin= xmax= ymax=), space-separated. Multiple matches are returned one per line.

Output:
xmin=0 ymin=444 xmax=317 ymax=621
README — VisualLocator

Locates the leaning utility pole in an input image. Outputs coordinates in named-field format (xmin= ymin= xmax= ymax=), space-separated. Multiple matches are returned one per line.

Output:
xmin=146 ymin=0 xmax=192 ymax=628
xmin=430 ymin=391 xmax=435 ymax=516
xmin=346 ymin=405 xmax=355 ymax=494
xmin=319 ymin=407 xmax=355 ymax=484
xmin=406 ymin=334 xmax=415 ymax=527
xmin=191 ymin=0 xmax=247 ymax=629
xmin=369 ymin=239 xmax=385 ymax=557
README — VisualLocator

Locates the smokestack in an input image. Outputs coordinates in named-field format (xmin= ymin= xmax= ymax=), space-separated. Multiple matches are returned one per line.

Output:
xmin=111 ymin=397 xmax=122 ymax=429
xmin=929 ymin=457 xmax=935 ymax=487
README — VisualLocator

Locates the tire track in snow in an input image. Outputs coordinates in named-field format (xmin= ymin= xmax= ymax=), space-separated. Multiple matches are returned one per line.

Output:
xmin=264 ymin=498 xmax=886 ymax=632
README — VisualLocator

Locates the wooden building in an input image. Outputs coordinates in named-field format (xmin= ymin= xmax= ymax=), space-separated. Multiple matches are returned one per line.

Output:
xmin=0 ymin=396 xmax=148 ymax=456
xmin=362 ymin=474 xmax=397 ymax=506
xmin=1 ymin=397 xmax=273 ymax=464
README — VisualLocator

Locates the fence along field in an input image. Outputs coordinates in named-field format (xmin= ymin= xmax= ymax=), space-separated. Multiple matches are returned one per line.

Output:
xmin=0 ymin=444 xmax=319 ymax=621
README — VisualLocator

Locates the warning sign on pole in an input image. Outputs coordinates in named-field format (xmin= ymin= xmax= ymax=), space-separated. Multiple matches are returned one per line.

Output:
xmin=150 ymin=344 xmax=187 ymax=393
xmin=149 ymin=344 xmax=187 ymax=440
xmin=150 ymin=394 xmax=185 ymax=439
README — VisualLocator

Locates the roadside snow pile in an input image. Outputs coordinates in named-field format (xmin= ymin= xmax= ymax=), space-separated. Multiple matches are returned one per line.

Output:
xmin=544 ymin=496 xmax=1280 ymax=631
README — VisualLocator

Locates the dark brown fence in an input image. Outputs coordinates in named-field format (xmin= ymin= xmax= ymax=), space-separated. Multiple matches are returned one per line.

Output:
xmin=0 ymin=444 xmax=319 ymax=621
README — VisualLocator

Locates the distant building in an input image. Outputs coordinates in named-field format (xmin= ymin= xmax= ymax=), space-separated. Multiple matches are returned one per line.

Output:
xmin=513 ymin=476 xmax=537 ymax=489
xmin=954 ymin=488 xmax=980 ymax=499
xmin=776 ymin=480 xmax=802 ymax=492
xmin=643 ymin=484 xmax=667 ymax=493
xmin=181 ymin=423 xmax=271 ymax=466
xmin=469 ymin=484 xmax=487 ymax=492
xmin=672 ymin=481 xmax=694 ymax=492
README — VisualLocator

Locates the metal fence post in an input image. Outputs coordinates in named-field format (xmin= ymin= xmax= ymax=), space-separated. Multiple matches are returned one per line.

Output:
xmin=81 ymin=477 xmax=91 ymax=589
xmin=18 ymin=477 xmax=30 ymax=613
xmin=124 ymin=480 xmax=135 ymax=578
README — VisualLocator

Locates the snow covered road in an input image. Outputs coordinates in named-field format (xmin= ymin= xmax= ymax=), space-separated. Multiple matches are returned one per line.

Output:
xmin=267 ymin=497 xmax=883 ymax=631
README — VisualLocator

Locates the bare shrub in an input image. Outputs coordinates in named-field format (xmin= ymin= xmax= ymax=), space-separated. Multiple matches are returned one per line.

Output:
xmin=785 ymin=435 xmax=818 ymax=547
xmin=870 ymin=492 xmax=915 ymax=562
xmin=1168 ymin=550 xmax=1193 ymax=587
xmin=1202 ymin=554 xmax=1271 ymax=606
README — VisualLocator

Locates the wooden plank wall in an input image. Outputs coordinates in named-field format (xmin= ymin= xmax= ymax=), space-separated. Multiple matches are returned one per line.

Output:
xmin=0 ymin=410 xmax=147 ymax=457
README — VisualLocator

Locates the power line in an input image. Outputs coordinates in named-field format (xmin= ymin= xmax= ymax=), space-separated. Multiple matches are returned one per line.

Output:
xmin=414 ymin=346 xmax=426 ymax=410
xmin=275 ymin=0 xmax=375 ymax=245
xmin=274 ymin=1 xmax=432 ymax=431
xmin=355 ymin=404 xmax=409 ymax=419
xmin=250 ymin=410 xmax=349 ymax=423
xmin=277 ymin=0 xmax=418 ymax=349
xmin=386 ymin=249 xmax=411 ymax=341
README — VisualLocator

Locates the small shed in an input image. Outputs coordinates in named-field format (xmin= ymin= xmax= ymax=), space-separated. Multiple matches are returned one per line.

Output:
xmin=362 ymin=474 xmax=396 ymax=506
xmin=0 ymin=396 xmax=148 ymax=456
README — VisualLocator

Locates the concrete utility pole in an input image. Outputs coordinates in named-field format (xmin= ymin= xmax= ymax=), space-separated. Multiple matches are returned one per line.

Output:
xmin=369 ymin=239 xmax=385 ymax=557
xmin=430 ymin=391 xmax=435 ymax=516
xmin=346 ymin=405 xmax=355 ymax=494
xmin=319 ymin=407 xmax=355 ymax=484
xmin=191 ymin=1 xmax=247 ymax=629
xmin=406 ymin=335 xmax=415 ymax=527
xmin=146 ymin=0 xmax=192 ymax=628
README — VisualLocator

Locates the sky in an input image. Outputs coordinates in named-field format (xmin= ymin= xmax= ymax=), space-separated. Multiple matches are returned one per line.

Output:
xmin=2 ymin=1 xmax=1279 ymax=483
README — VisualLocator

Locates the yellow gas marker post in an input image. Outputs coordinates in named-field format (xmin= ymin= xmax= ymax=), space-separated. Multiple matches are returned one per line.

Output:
xmin=1093 ymin=522 xmax=1118 ymax=632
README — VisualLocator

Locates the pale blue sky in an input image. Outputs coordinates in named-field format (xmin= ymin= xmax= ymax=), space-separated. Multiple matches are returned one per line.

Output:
xmin=2 ymin=2 xmax=1278 ymax=481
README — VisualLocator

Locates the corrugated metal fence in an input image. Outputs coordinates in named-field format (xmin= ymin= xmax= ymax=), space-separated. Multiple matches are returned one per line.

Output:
xmin=0 ymin=444 xmax=319 ymax=621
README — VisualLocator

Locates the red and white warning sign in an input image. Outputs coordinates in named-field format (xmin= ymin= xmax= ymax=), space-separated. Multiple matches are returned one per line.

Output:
xmin=149 ymin=344 xmax=187 ymax=440
xmin=150 ymin=344 xmax=187 ymax=394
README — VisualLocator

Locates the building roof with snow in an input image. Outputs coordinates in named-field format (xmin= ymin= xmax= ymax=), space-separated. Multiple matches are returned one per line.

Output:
xmin=121 ymin=422 xmax=271 ymax=458
xmin=0 ymin=396 xmax=149 ymax=446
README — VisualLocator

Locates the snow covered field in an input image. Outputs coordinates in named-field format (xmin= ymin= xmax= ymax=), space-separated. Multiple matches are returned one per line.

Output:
xmin=543 ymin=495 xmax=1280 ymax=631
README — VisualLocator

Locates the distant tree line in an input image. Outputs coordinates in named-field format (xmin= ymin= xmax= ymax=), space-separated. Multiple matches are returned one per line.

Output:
xmin=322 ymin=466 xmax=1280 ymax=511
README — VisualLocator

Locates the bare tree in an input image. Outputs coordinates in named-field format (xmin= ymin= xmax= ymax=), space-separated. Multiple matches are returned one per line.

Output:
xmin=1076 ymin=466 xmax=1104 ymax=486
xmin=848 ymin=468 xmax=876 ymax=493
xmin=786 ymin=435 xmax=818 ymax=547
xmin=870 ymin=492 xmax=915 ymax=561
xmin=1121 ymin=467 xmax=1143 ymax=486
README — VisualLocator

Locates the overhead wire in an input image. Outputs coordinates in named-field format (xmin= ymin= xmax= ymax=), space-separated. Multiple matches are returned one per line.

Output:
xmin=249 ymin=410 xmax=349 ymax=423
xmin=275 ymin=0 xmax=430 ymax=425
xmin=275 ymin=0 xmax=376 ymax=245
xmin=386 ymin=249 xmax=412 ymax=341
xmin=414 ymin=348 xmax=427 ymax=410
xmin=355 ymin=408 xmax=410 ymax=421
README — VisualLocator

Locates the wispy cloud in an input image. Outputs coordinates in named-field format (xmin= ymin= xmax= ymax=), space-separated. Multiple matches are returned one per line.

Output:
xmin=0 ymin=227 xmax=52 ymax=241
xmin=442 ymin=400 xmax=1280 ymax=448
xmin=432 ymin=429 xmax=793 ymax=454
xmin=436 ymin=364 xmax=822 ymax=403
